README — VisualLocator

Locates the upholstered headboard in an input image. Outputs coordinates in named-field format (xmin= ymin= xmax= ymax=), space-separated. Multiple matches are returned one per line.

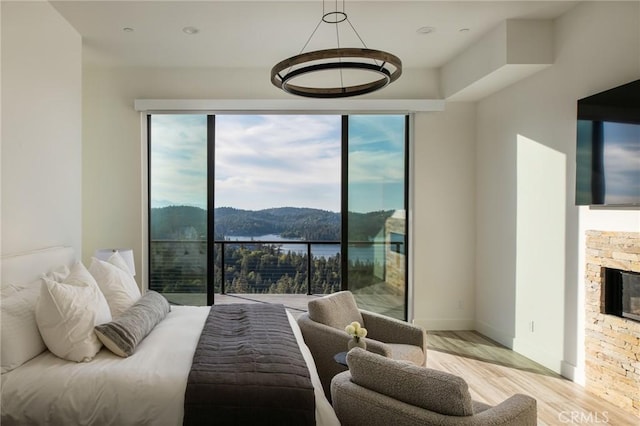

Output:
xmin=1 ymin=246 xmax=76 ymax=291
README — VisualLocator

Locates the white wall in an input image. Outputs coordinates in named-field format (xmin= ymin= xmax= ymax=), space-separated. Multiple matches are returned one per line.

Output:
xmin=412 ymin=103 xmax=477 ymax=329
xmin=475 ymin=1 xmax=640 ymax=376
xmin=1 ymin=1 xmax=82 ymax=257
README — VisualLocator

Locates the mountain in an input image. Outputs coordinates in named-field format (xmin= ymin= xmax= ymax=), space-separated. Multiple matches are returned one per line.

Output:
xmin=150 ymin=206 xmax=207 ymax=240
xmin=150 ymin=205 xmax=393 ymax=241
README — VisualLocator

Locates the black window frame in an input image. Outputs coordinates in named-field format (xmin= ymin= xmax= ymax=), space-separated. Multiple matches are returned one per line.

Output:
xmin=147 ymin=113 xmax=410 ymax=319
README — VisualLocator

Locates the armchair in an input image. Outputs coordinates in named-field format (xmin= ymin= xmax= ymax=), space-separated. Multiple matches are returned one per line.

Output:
xmin=297 ymin=291 xmax=426 ymax=399
xmin=331 ymin=348 xmax=537 ymax=426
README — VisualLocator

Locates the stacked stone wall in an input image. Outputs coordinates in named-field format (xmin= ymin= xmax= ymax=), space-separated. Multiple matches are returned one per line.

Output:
xmin=384 ymin=215 xmax=405 ymax=292
xmin=585 ymin=231 xmax=640 ymax=416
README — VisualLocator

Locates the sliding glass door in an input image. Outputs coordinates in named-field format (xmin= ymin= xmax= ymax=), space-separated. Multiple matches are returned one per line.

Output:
xmin=213 ymin=115 xmax=342 ymax=297
xmin=345 ymin=115 xmax=408 ymax=320
xmin=148 ymin=114 xmax=209 ymax=306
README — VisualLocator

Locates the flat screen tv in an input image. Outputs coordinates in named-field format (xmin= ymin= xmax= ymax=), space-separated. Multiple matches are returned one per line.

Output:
xmin=576 ymin=79 xmax=640 ymax=206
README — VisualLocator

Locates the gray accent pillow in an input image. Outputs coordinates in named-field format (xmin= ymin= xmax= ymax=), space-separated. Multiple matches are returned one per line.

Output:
xmin=95 ymin=290 xmax=170 ymax=357
xmin=308 ymin=291 xmax=364 ymax=330
xmin=346 ymin=348 xmax=474 ymax=416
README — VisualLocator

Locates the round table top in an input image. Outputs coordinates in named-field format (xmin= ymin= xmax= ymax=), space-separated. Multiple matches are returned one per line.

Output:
xmin=333 ymin=351 xmax=348 ymax=367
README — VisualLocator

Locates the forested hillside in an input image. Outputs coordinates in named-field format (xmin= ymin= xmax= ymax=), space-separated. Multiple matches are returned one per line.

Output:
xmin=151 ymin=205 xmax=395 ymax=241
xmin=149 ymin=205 xmax=398 ymax=296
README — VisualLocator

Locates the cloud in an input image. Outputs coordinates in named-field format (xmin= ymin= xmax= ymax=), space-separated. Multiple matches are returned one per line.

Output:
xmin=150 ymin=115 xmax=208 ymax=207
xmin=603 ymin=122 xmax=640 ymax=203
xmin=150 ymin=114 xmax=406 ymax=212
xmin=347 ymin=115 xmax=405 ymax=184
xmin=214 ymin=115 xmax=342 ymax=210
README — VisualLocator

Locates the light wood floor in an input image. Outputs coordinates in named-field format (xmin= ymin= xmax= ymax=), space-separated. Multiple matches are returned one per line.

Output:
xmin=212 ymin=294 xmax=639 ymax=424
xmin=428 ymin=331 xmax=639 ymax=425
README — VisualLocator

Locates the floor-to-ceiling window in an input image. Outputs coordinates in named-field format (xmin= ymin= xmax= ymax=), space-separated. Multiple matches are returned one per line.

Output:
xmin=345 ymin=115 xmax=408 ymax=319
xmin=148 ymin=113 xmax=408 ymax=319
xmin=149 ymin=114 xmax=209 ymax=306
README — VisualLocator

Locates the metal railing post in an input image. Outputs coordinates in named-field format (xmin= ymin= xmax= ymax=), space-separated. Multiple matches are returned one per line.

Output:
xmin=220 ymin=241 xmax=226 ymax=295
xmin=307 ymin=242 xmax=312 ymax=295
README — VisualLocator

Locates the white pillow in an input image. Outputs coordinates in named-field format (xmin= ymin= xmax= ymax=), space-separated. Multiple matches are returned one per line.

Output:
xmin=0 ymin=263 xmax=73 ymax=372
xmin=46 ymin=264 xmax=70 ymax=282
xmin=1 ymin=264 xmax=69 ymax=297
xmin=89 ymin=252 xmax=141 ymax=318
xmin=108 ymin=250 xmax=134 ymax=275
xmin=35 ymin=262 xmax=112 ymax=362
xmin=1 ymin=283 xmax=18 ymax=299
xmin=1 ymin=282 xmax=47 ymax=373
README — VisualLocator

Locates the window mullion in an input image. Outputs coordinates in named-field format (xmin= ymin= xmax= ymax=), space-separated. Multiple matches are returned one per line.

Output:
xmin=207 ymin=115 xmax=216 ymax=305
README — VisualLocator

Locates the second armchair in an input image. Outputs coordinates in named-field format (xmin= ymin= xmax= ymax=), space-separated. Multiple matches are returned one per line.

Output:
xmin=297 ymin=291 xmax=427 ymax=400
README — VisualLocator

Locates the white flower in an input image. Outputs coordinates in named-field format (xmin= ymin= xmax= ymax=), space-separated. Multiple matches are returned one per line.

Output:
xmin=345 ymin=321 xmax=367 ymax=340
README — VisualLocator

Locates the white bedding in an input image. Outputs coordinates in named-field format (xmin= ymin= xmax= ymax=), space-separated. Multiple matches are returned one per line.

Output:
xmin=1 ymin=305 xmax=340 ymax=426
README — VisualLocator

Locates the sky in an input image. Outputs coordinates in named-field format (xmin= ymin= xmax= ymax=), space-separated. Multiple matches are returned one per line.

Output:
xmin=150 ymin=114 xmax=405 ymax=213
xmin=576 ymin=120 xmax=640 ymax=205
xmin=602 ymin=122 xmax=640 ymax=204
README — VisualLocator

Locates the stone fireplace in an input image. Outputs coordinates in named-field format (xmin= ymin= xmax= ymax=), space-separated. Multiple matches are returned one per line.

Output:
xmin=585 ymin=231 xmax=640 ymax=416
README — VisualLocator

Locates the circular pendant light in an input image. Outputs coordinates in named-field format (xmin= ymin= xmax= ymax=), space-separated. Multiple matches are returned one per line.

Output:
xmin=271 ymin=1 xmax=402 ymax=98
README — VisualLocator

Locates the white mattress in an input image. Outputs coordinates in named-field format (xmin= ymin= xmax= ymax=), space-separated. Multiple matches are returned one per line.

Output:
xmin=1 ymin=305 xmax=339 ymax=426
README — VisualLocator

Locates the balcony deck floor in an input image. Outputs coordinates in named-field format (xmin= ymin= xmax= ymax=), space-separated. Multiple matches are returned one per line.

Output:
xmin=214 ymin=293 xmax=317 ymax=317
xmin=169 ymin=288 xmax=405 ymax=319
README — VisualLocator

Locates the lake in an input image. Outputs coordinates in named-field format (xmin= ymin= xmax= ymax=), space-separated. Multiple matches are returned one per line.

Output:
xmin=224 ymin=234 xmax=378 ymax=263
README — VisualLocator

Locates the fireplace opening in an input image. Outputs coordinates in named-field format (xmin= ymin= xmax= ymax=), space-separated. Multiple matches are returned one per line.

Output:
xmin=603 ymin=267 xmax=640 ymax=322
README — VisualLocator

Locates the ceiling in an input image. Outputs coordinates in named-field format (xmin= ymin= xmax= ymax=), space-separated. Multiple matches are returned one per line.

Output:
xmin=50 ymin=1 xmax=577 ymax=70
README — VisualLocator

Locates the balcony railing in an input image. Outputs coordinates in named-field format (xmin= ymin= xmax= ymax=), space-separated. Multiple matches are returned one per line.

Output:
xmin=149 ymin=238 xmax=402 ymax=298
xmin=217 ymin=239 xmax=341 ymax=295
xmin=149 ymin=239 xmax=342 ymax=296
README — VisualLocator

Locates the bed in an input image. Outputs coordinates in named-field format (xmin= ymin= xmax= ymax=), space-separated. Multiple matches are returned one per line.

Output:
xmin=0 ymin=246 xmax=340 ymax=426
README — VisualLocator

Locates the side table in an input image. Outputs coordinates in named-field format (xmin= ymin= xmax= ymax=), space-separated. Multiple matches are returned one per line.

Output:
xmin=333 ymin=351 xmax=348 ymax=367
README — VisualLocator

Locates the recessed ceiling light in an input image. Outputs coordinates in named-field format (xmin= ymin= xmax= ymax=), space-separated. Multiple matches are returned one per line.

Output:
xmin=123 ymin=27 xmax=134 ymax=33
xmin=416 ymin=26 xmax=435 ymax=35
xmin=183 ymin=26 xmax=199 ymax=35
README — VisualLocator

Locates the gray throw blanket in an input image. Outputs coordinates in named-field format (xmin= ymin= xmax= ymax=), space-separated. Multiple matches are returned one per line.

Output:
xmin=183 ymin=303 xmax=315 ymax=426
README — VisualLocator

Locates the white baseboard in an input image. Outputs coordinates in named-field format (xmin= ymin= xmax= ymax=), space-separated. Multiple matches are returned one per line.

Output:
xmin=474 ymin=320 xmax=515 ymax=348
xmin=561 ymin=360 xmax=585 ymax=384
xmin=418 ymin=318 xmax=584 ymax=382
xmin=512 ymin=337 xmax=562 ymax=374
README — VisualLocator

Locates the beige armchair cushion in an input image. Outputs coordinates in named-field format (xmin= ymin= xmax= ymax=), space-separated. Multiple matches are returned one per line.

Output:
xmin=388 ymin=343 xmax=425 ymax=366
xmin=347 ymin=348 xmax=473 ymax=417
xmin=308 ymin=291 xmax=364 ymax=330
xmin=299 ymin=291 xmax=426 ymax=402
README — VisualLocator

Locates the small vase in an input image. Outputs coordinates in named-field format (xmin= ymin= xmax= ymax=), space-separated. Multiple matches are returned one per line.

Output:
xmin=348 ymin=337 xmax=366 ymax=351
